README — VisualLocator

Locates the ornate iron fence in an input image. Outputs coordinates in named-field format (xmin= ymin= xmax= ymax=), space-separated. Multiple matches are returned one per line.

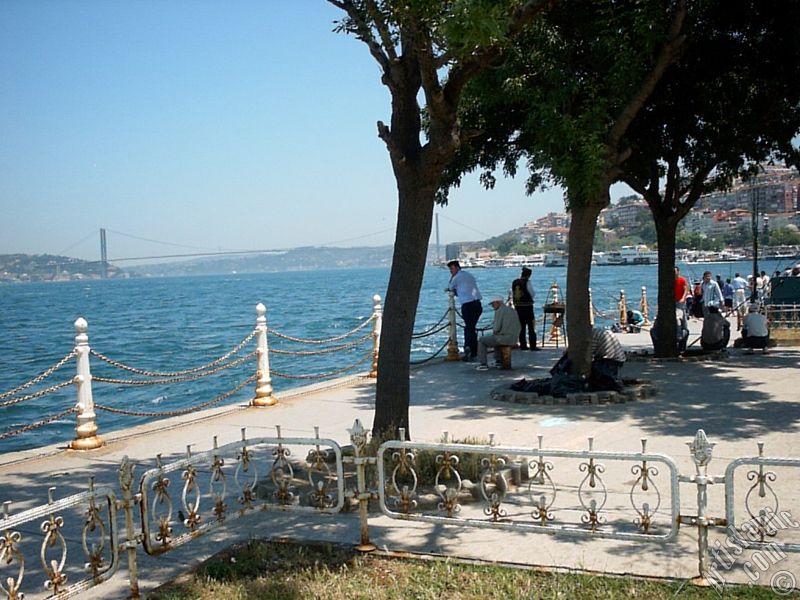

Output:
xmin=1 ymin=423 xmax=798 ymax=599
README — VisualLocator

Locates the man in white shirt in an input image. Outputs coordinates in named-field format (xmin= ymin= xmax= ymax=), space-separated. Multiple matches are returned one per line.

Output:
xmin=446 ymin=260 xmax=483 ymax=361
xmin=742 ymin=303 xmax=769 ymax=354
xmin=701 ymin=271 xmax=723 ymax=316
xmin=730 ymin=272 xmax=748 ymax=329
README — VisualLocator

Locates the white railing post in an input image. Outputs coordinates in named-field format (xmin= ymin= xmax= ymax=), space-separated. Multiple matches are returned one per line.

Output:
xmin=640 ymin=286 xmax=650 ymax=323
xmin=71 ymin=318 xmax=103 ymax=450
xmin=252 ymin=303 xmax=275 ymax=407
xmin=619 ymin=289 xmax=628 ymax=326
xmin=446 ymin=291 xmax=460 ymax=361
xmin=370 ymin=295 xmax=382 ymax=378
xmin=588 ymin=287 xmax=595 ymax=327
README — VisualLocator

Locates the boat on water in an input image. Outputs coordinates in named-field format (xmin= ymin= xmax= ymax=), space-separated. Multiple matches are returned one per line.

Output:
xmin=544 ymin=252 xmax=568 ymax=267
xmin=683 ymin=249 xmax=747 ymax=264
xmin=594 ymin=245 xmax=658 ymax=266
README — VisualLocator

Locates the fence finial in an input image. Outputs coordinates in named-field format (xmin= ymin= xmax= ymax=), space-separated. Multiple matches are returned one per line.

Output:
xmin=71 ymin=317 xmax=103 ymax=450
xmin=252 ymin=302 xmax=276 ymax=407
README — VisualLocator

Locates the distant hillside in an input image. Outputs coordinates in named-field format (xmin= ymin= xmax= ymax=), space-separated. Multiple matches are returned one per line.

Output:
xmin=136 ymin=245 xmax=412 ymax=276
xmin=0 ymin=254 xmax=125 ymax=282
xmin=1 ymin=245 xmax=444 ymax=281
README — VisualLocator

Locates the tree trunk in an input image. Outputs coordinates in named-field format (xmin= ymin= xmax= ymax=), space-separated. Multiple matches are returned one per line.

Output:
xmin=372 ymin=178 xmax=436 ymax=440
xmin=566 ymin=200 xmax=606 ymax=376
xmin=654 ymin=219 xmax=679 ymax=358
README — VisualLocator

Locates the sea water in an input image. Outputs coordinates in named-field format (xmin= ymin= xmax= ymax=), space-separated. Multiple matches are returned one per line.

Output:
xmin=0 ymin=259 xmax=785 ymax=452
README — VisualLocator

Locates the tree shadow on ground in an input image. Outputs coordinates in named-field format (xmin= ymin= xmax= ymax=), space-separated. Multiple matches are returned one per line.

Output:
xmin=407 ymin=348 xmax=800 ymax=442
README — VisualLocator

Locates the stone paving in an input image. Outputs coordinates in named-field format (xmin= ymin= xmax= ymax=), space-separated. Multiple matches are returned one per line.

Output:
xmin=1 ymin=317 xmax=799 ymax=598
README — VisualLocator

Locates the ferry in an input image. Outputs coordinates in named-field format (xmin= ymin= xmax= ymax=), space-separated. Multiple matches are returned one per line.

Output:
xmin=684 ymin=250 xmax=747 ymax=263
xmin=594 ymin=245 xmax=658 ymax=266
xmin=544 ymin=252 xmax=568 ymax=267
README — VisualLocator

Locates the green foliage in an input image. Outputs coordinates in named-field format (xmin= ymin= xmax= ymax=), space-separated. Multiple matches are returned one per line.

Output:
xmin=676 ymin=231 xmax=724 ymax=252
xmin=769 ymin=226 xmax=800 ymax=246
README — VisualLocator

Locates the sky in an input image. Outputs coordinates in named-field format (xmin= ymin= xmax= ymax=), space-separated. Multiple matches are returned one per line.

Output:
xmin=0 ymin=1 xmax=629 ymax=264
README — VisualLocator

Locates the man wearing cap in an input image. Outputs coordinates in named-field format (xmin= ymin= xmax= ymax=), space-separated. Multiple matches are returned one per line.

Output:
xmin=476 ymin=296 xmax=521 ymax=370
xmin=512 ymin=267 xmax=539 ymax=350
xmin=446 ymin=260 xmax=483 ymax=361
xmin=741 ymin=302 xmax=769 ymax=354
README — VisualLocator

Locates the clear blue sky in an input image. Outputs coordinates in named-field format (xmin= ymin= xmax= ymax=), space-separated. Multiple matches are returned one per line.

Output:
xmin=1 ymin=1 xmax=628 ymax=263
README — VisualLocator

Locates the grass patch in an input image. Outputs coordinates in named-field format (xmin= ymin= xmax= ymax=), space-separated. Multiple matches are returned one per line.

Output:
xmin=149 ymin=540 xmax=779 ymax=599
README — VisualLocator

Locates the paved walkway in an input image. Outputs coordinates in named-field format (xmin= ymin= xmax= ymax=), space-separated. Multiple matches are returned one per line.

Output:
xmin=2 ymin=319 xmax=799 ymax=598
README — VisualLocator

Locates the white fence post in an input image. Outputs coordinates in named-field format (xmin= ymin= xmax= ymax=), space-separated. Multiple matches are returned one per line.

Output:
xmin=446 ymin=291 xmax=460 ymax=361
xmin=640 ymin=286 xmax=650 ymax=323
xmin=370 ymin=295 xmax=382 ymax=378
xmin=71 ymin=318 xmax=103 ymax=450
xmin=252 ymin=303 xmax=275 ymax=407
xmin=588 ymin=287 xmax=595 ymax=327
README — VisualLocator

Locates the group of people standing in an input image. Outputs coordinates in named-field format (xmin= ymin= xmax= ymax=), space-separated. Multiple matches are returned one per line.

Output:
xmin=673 ymin=267 xmax=769 ymax=353
xmin=446 ymin=261 xmax=540 ymax=368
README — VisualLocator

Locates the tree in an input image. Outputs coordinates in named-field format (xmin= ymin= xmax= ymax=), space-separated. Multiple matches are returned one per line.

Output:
xmin=443 ymin=0 xmax=688 ymax=375
xmin=769 ymin=226 xmax=800 ymax=247
xmin=328 ymin=1 xmax=549 ymax=437
xmin=620 ymin=0 xmax=800 ymax=357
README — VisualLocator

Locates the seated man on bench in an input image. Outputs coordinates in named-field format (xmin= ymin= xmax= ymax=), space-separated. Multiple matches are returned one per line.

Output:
xmin=476 ymin=296 xmax=521 ymax=370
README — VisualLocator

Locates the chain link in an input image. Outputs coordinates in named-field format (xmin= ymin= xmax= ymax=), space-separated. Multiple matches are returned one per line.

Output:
xmin=410 ymin=339 xmax=450 ymax=366
xmin=94 ymin=375 xmax=256 ymax=418
xmin=92 ymin=351 xmax=256 ymax=386
xmin=270 ymin=331 xmax=373 ymax=356
xmin=412 ymin=322 xmax=449 ymax=339
xmin=0 ymin=379 xmax=75 ymax=408
xmin=0 ymin=406 xmax=77 ymax=441
xmin=89 ymin=330 xmax=256 ymax=377
xmin=271 ymin=351 xmax=373 ymax=380
xmin=266 ymin=315 xmax=374 ymax=344
xmin=411 ymin=309 xmax=450 ymax=338
xmin=0 ymin=351 xmax=76 ymax=401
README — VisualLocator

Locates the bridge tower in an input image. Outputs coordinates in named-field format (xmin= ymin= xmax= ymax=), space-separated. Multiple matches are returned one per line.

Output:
xmin=100 ymin=228 xmax=108 ymax=279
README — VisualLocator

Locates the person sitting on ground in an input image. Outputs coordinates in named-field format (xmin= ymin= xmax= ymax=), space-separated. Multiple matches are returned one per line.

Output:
xmin=650 ymin=308 xmax=689 ymax=354
xmin=700 ymin=308 xmax=731 ymax=352
xmin=625 ymin=309 xmax=644 ymax=333
xmin=741 ymin=302 xmax=769 ymax=354
xmin=589 ymin=326 xmax=626 ymax=391
xmin=476 ymin=296 xmax=521 ymax=370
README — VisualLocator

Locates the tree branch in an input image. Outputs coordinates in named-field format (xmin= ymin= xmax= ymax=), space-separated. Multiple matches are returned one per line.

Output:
xmin=364 ymin=0 xmax=397 ymax=62
xmin=443 ymin=0 xmax=553 ymax=107
xmin=607 ymin=0 xmax=688 ymax=150
xmin=327 ymin=0 xmax=393 ymax=83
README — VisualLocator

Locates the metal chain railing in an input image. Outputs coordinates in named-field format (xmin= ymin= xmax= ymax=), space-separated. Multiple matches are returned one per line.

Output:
xmin=266 ymin=316 xmax=374 ymax=344
xmin=410 ymin=340 xmax=450 ymax=366
xmin=0 ymin=350 xmax=76 ymax=401
xmin=411 ymin=310 xmax=450 ymax=339
xmin=412 ymin=321 xmax=449 ymax=339
xmin=89 ymin=330 xmax=257 ymax=378
xmin=271 ymin=350 xmax=373 ymax=380
xmin=0 ymin=406 xmax=78 ymax=441
xmin=269 ymin=331 xmax=373 ymax=356
xmin=92 ymin=351 xmax=256 ymax=386
xmin=0 ymin=379 xmax=75 ymax=409
xmin=94 ymin=375 xmax=256 ymax=418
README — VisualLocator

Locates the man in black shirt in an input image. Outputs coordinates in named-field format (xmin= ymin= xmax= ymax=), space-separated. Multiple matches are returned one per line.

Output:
xmin=512 ymin=267 xmax=539 ymax=350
